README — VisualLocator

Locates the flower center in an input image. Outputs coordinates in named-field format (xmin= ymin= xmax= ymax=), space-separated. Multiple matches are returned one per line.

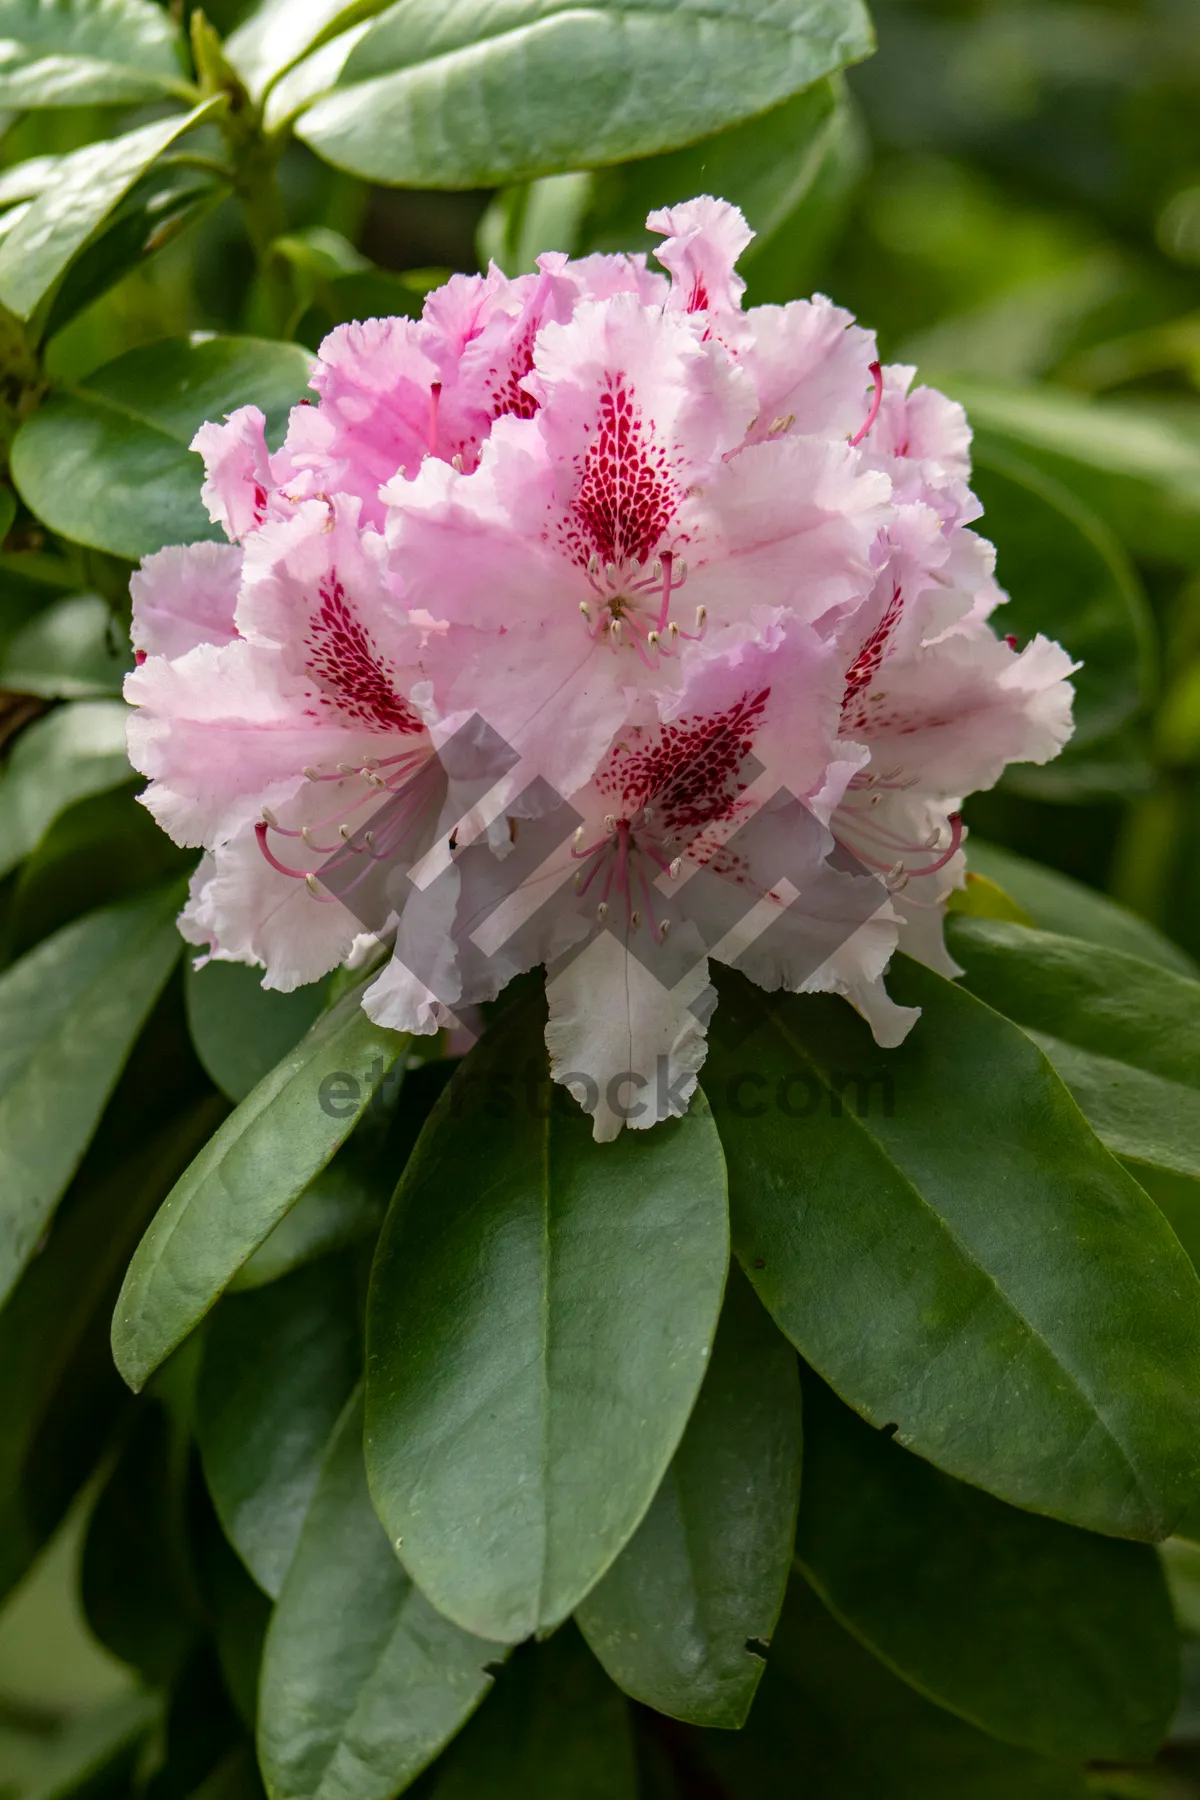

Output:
xmin=577 ymin=550 xmax=706 ymax=668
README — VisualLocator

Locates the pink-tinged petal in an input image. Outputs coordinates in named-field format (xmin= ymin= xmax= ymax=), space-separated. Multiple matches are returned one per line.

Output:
xmin=125 ymin=638 xmax=394 ymax=847
xmin=277 ymin=317 xmax=439 ymax=526
xmin=798 ymin=907 xmax=921 ymax=1047
xmin=872 ymin=364 xmax=972 ymax=478
xmin=647 ymin=195 xmax=754 ymax=313
xmin=685 ymin=435 xmax=892 ymax=629
xmin=130 ymin=541 xmax=242 ymax=659
xmin=192 ymin=406 xmax=274 ymax=541
xmin=180 ymin=838 xmax=358 ymax=991
xmin=526 ymin=294 xmax=757 ymax=568
xmin=726 ymin=296 xmax=878 ymax=442
xmin=545 ymin=930 xmax=713 ymax=1140
xmin=237 ymin=496 xmax=425 ymax=736
xmin=845 ymin=626 xmax=1077 ymax=800
xmin=544 ymin=249 xmax=669 ymax=306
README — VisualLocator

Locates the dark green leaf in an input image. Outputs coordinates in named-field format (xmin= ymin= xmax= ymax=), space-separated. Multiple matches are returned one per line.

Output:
xmin=42 ymin=161 xmax=226 ymax=342
xmin=700 ymin=1574 xmax=1090 ymax=1800
xmin=0 ymin=884 xmax=184 ymax=1306
xmin=296 ymin=0 xmax=875 ymax=188
xmin=258 ymin=1390 xmax=508 ymax=1800
xmin=796 ymin=1370 xmax=1178 ymax=1761
xmin=111 ymin=975 xmax=407 ymax=1392
xmin=12 ymin=334 xmax=315 ymax=560
xmin=965 ymin=838 xmax=1199 ymax=977
xmin=185 ymin=958 xmax=334 ymax=1105
xmin=706 ymin=962 xmax=1200 ymax=1541
xmin=483 ymin=78 xmax=865 ymax=307
xmin=430 ymin=1628 xmax=636 ymax=1800
xmin=365 ymin=992 xmax=730 ymax=1643
xmin=950 ymin=380 xmax=1200 ymax=566
xmin=193 ymin=1493 xmax=275 ymax=1732
xmin=197 ymin=1255 xmax=361 ymax=1598
xmin=947 ymin=915 xmax=1200 ymax=1190
xmin=576 ymin=1266 xmax=800 ymax=1728
xmin=0 ymin=594 xmax=131 ymax=698
xmin=16 ymin=1694 xmax=161 ymax=1800
xmin=0 ymin=100 xmax=221 ymax=322
xmin=0 ymin=700 xmax=131 ymax=881
xmin=0 ymin=0 xmax=187 ymax=108
xmin=0 ymin=1096 xmax=221 ymax=1603
xmin=81 ymin=1400 xmax=202 ymax=1684
xmin=971 ymin=450 xmax=1153 ymax=764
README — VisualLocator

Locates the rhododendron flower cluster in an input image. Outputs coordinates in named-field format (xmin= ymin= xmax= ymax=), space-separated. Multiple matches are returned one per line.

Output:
xmin=125 ymin=197 xmax=1076 ymax=1139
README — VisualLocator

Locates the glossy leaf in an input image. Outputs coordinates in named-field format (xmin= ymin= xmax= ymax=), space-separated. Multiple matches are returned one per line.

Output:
xmin=226 ymin=0 xmax=388 ymax=99
xmin=576 ymin=1266 xmax=801 ymax=1728
xmin=185 ymin=958 xmax=334 ymax=1105
xmin=0 ymin=700 xmax=131 ymax=881
xmin=796 ymin=1371 xmax=1178 ymax=1760
xmin=430 ymin=1628 xmax=636 ymax=1800
xmin=365 ymin=992 xmax=730 ymax=1643
xmin=0 ymin=594 xmax=131 ymax=698
xmin=296 ymin=0 xmax=875 ymax=188
xmin=42 ymin=161 xmax=226 ymax=342
xmin=111 ymin=976 xmax=406 ymax=1393
xmin=0 ymin=884 xmax=184 ymax=1307
xmin=971 ymin=450 xmax=1153 ymax=777
xmin=948 ymin=915 xmax=1200 ymax=1190
xmin=0 ymin=1095 xmax=221 ymax=1603
xmin=965 ymin=838 xmax=1198 ymax=977
xmin=706 ymin=962 xmax=1200 ymax=1541
xmin=258 ymin=1390 xmax=508 ymax=1800
xmin=197 ymin=1255 xmax=361 ymax=1599
xmin=480 ymin=77 xmax=864 ymax=307
xmin=0 ymin=100 xmax=221 ymax=322
xmin=12 ymin=334 xmax=315 ymax=560
xmin=0 ymin=0 xmax=187 ymax=108
xmin=701 ymin=1575 xmax=1090 ymax=1800
xmin=951 ymin=379 xmax=1200 ymax=565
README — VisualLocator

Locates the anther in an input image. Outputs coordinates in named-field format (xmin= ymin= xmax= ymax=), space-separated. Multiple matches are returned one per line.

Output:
xmin=596 ymin=901 xmax=608 ymax=922
xmin=580 ymin=601 xmax=591 ymax=619
xmin=261 ymin=806 xmax=278 ymax=828
xmin=451 ymin=454 xmax=464 ymax=474
xmin=630 ymin=910 xmax=641 ymax=929
xmin=304 ymin=874 xmax=321 ymax=894
xmin=588 ymin=553 xmax=600 ymax=577
xmin=651 ymin=559 xmax=662 ymax=581
xmin=669 ymin=857 xmax=682 ymax=878
xmin=339 ymin=824 xmax=351 ymax=840
xmin=336 ymin=762 xmax=358 ymax=774
xmin=574 ymin=870 xmax=585 ymax=892
xmin=768 ymin=413 xmax=795 ymax=436
xmin=660 ymin=918 xmax=671 ymax=939
xmin=605 ymin=562 xmax=619 ymax=585
xmin=647 ymin=630 xmax=660 ymax=650
xmin=695 ymin=605 xmax=707 ymax=629
xmin=574 ymin=825 xmax=586 ymax=844
xmin=604 ymin=814 xmax=616 ymax=831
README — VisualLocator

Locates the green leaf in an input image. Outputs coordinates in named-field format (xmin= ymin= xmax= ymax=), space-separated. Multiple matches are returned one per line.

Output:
xmin=970 ymin=449 xmax=1154 ymax=761
xmin=705 ymin=963 xmax=1200 ymax=1541
xmin=0 ymin=1095 xmax=221 ymax=1603
xmin=258 ymin=1389 xmax=508 ymax=1800
xmin=0 ymin=99 xmax=221 ymax=322
xmin=701 ymin=1574 xmax=1090 ymax=1800
xmin=230 ymin=1058 xmax=454 ymax=1293
xmin=965 ymin=838 xmax=1198 ymax=977
xmin=0 ymin=700 xmax=131 ymax=881
xmin=185 ymin=958 xmax=334 ymax=1105
xmin=12 ymin=333 xmax=315 ymax=560
xmin=796 ymin=1370 xmax=1178 ymax=1761
xmin=947 ymin=915 xmax=1200 ymax=1192
xmin=81 ymin=1399 xmax=202 ymax=1684
xmin=0 ymin=884 xmax=184 ymax=1307
xmin=111 ymin=976 xmax=407 ymax=1393
xmin=949 ymin=380 xmax=1200 ymax=566
xmin=42 ymin=161 xmax=227 ymax=343
xmin=295 ymin=0 xmax=875 ymax=189
xmin=197 ymin=1255 xmax=361 ymax=1599
xmin=0 ymin=594 xmax=131 ymax=698
xmin=226 ymin=0 xmax=389 ymax=99
xmin=575 ymin=1265 xmax=800 ymax=1729
xmin=429 ymin=1628 xmax=636 ymax=1800
xmin=364 ymin=991 xmax=730 ymax=1643
xmin=0 ymin=0 xmax=188 ymax=108
xmin=483 ymin=78 xmax=865 ymax=307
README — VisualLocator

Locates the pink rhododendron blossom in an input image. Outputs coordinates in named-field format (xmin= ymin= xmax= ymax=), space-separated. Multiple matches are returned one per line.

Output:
xmin=126 ymin=194 xmax=1077 ymax=1139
